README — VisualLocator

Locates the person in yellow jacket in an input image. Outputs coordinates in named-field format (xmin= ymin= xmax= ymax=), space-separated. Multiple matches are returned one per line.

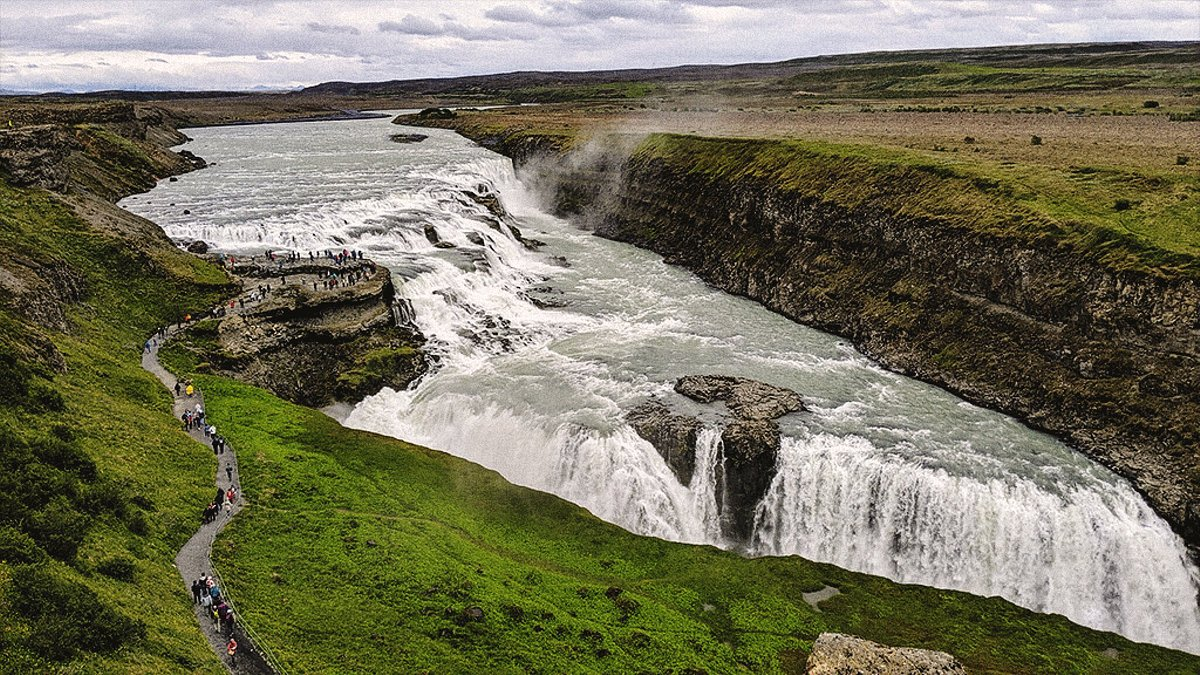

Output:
xmin=185 ymin=384 xmax=194 ymax=397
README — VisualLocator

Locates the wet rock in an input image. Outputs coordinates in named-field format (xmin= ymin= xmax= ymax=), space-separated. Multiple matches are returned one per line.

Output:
xmin=423 ymin=224 xmax=441 ymax=245
xmin=627 ymin=401 xmax=702 ymax=484
xmin=434 ymin=241 xmax=457 ymax=249
xmin=806 ymin=633 xmax=966 ymax=674
xmin=177 ymin=258 xmax=426 ymax=407
xmin=390 ymin=133 xmax=428 ymax=144
xmin=718 ymin=419 xmax=781 ymax=541
xmin=186 ymin=240 xmax=209 ymax=254
xmin=466 ymin=231 xmax=486 ymax=246
xmin=627 ymin=375 xmax=805 ymax=544
xmin=675 ymin=374 xmax=806 ymax=419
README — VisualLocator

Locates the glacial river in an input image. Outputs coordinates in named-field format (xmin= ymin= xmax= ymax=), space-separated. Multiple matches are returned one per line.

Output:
xmin=121 ymin=114 xmax=1200 ymax=653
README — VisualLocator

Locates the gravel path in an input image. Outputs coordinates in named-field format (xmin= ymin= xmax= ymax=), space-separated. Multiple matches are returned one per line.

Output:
xmin=142 ymin=329 xmax=277 ymax=675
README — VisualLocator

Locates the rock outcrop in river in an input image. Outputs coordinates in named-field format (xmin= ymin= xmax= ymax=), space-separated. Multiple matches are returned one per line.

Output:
xmin=629 ymin=375 xmax=805 ymax=543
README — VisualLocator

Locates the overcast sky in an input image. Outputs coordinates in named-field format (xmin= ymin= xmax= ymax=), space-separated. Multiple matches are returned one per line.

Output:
xmin=1 ymin=1 xmax=1197 ymax=92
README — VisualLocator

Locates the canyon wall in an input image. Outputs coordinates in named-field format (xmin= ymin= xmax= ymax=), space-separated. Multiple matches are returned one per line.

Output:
xmin=461 ymin=128 xmax=1200 ymax=550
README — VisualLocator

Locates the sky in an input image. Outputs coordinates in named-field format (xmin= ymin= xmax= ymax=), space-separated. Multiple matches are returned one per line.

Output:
xmin=1 ymin=1 xmax=1197 ymax=92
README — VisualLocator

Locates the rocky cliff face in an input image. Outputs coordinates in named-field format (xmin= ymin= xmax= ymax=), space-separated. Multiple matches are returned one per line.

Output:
xmin=463 ymin=130 xmax=1200 ymax=552
xmin=179 ymin=258 xmax=426 ymax=408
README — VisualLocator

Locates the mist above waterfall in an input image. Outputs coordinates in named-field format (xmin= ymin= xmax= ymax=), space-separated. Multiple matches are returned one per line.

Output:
xmin=122 ymin=114 xmax=1200 ymax=654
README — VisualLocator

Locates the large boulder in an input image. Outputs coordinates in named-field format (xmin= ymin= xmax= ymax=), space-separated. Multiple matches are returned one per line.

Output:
xmin=806 ymin=633 xmax=966 ymax=675
xmin=675 ymin=375 xmax=806 ymax=419
xmin=627 ymin=401 xmax=703 ymax=485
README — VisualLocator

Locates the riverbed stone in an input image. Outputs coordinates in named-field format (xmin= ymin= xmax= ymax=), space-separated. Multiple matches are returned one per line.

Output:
xmin=675 ymin=374 xmax=806 ymax=419
xmin=806 ymin=633 xmax=966 ymax=674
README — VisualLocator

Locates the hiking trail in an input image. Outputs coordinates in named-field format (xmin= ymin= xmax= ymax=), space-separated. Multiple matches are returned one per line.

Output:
xmin=142 ymin=328 xmax=278 ymax=675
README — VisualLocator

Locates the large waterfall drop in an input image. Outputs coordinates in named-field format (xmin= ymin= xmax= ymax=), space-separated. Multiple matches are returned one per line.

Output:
xmin=122 ymin=114 xmax=1200 ymax=653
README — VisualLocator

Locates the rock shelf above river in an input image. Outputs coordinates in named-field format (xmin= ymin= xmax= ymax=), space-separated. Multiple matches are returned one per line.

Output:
xmin=169 ymin=254 xmax=426 ymax=407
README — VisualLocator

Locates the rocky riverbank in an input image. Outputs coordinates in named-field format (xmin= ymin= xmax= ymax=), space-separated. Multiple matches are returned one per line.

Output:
xmin=415 ymin=118 xmax=1200 ymax=552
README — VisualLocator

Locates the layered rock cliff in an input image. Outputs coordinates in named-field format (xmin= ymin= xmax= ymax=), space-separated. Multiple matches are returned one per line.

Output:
xmin=436 ymin=125 xmax=1200 ymax=551
xmin=175 ymin=257 xmax=426 ymax=407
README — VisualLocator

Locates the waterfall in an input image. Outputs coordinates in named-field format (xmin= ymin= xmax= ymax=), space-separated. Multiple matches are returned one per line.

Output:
xmin=121 ymin=117 xmax=1200 ymax=654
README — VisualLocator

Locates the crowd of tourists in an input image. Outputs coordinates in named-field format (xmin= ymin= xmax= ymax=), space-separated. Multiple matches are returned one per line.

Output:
xmin=190 ymin=573 xmax=240 ymax=664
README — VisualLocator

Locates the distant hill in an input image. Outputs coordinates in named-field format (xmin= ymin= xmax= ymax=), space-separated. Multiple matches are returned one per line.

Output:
xmin=299 ymin=41 xmax=1199 ymax=99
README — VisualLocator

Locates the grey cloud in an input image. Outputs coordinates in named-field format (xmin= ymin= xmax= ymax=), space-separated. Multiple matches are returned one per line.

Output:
xmin=379 ymin=15 xmax=445 ymax=35
xmin=486 ymin=0 xmax=694 ymax=27
xmin=306 ymin=22 xmax=360 ymax=35
xmin=379 ymin=13 xmax=532 ymax=42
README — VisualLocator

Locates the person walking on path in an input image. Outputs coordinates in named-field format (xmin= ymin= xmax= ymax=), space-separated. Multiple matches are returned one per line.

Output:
xmin=226 ymin=465 xmax=233 ymax=482
xmin=226 ymin=638 xmax=238 ymax=667
xmin=191 ymin=578 xmax=202 ymax=604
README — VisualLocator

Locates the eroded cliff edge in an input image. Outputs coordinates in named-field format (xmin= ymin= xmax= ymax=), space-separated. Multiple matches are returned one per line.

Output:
xmin=417 ymin=117 xmax=1200 ymax=550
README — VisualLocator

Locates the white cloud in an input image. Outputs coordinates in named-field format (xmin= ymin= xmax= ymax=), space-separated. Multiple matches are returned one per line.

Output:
xmin=0 ymin=0 xmax=1195 ymax=91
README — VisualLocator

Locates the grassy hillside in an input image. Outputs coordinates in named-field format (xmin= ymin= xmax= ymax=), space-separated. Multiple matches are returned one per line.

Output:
xmin=0 ymin=153 xmax=233 ymax=669
xmin=143 ymin=370 xmax=1199 ymax=674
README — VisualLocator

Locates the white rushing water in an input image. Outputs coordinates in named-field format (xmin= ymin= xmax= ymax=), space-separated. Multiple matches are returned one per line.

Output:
xmin=122 ymin=114 xmax=1200 ymax=653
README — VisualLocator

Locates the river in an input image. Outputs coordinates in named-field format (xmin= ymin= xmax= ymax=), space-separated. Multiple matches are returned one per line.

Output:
xmin=121 ymin=113 xmax=1200 ymax=653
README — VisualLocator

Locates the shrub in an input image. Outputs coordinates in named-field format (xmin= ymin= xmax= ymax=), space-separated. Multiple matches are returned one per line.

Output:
xmin=126 ymin=509 xmax=151 ymax=536
xmin=11 ymin=565 xmax=147 ymax=661
xmin=79 ymin=478 xmax=128 ymax=517
xmin=1114 ymin=199 xmax=1133 ymax=211
xmin=27 ymin=379 xmax=65 ymax=412
xmin=1143 ymin=100 xmax=1160 ymax=108
xmin=1178 ymin=155 xmax=1190 ymax=166
xmin=26 ymin=497 xmax=91 ymax=561
xmin=32 ymin=435 xmax=97 ymax=481
xmin=96 ymin=556 xmax=137 ymax=582
xmin=963 ymin=136 xmax=976 ymax=144
xmin=1030 ymin=135 xmax=1043 ymax=146
xmin=0 ymin=526 xmax=47 ymax=564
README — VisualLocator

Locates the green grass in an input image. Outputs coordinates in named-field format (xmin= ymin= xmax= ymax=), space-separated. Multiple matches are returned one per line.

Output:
xmin=186 ymin=375 xmax=1200 ymax=674
xmin=783 ymin=61 xmax=1200 ymax=98
xmin=509 ymin=82 xmax=662 ymax=104
xmin=632 ymin=133 xmax=1200 ymax=279
xmin=0 ymin=180 xmax=233 ymax=672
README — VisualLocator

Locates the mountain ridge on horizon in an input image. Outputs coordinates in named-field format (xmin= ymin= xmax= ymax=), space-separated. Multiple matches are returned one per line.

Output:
xmin=7 ymin=39 xmax=1194 ymax=98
